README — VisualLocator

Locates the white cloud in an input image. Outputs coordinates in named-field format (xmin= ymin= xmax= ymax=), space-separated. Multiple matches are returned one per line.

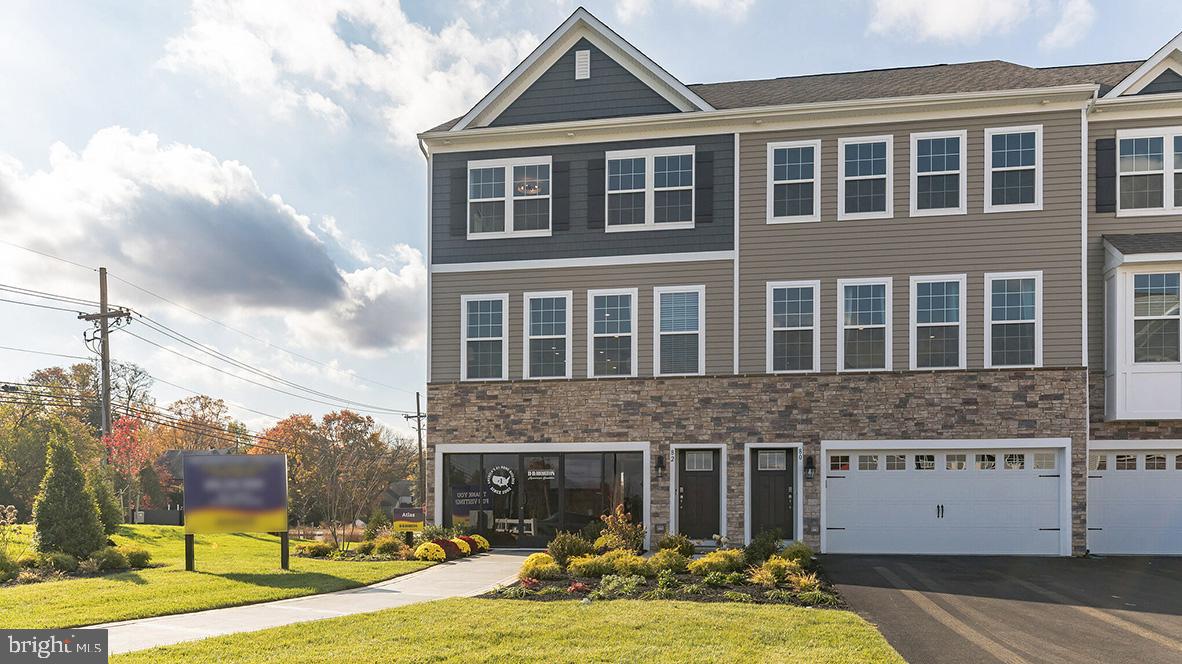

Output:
xmin=1039 ymin=0 xmax=1095 ymax=50
xmin=615 ymin=0 xmax=755 ymax=23
xmin=614 ymin=0 xmax=653 ymax=23
xmin=159 ymin=0 xmax=538 ymax=148
xmin=868 ymin=0 xmax=1031 ymax=42
xmin=0 ymin=127 xmax=424 ymax=352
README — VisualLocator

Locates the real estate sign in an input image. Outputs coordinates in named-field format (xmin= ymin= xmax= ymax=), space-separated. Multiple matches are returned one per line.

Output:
xmin=391 ymin=507 xmax=425 ymax=533
xmin=183 ymin=454 xmax=288 ymax=534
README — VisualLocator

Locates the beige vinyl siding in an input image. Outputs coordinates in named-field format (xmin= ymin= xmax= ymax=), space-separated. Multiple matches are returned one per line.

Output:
xmin=738 ymin=109 xmax=1084 ymax=372
xmin=1087 ymin=117 xmax=1182 ymax=368
xmin=431 ymin=259 xmax=733 ymax=382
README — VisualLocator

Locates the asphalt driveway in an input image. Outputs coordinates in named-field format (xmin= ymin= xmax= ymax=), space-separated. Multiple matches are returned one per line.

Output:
xmin=824 ymin=555 xmax=1182 ymax=664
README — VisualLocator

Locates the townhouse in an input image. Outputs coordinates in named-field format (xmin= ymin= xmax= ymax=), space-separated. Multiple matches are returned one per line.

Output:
xmin=418 ymin=8 xmax=1182 ymax=556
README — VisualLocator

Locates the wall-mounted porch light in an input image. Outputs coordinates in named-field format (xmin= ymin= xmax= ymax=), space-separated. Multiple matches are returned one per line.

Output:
xmin=804 ymin=455 xmax=816 ymax=481
xmin=655 ymin=454 xmax=666 ymax=477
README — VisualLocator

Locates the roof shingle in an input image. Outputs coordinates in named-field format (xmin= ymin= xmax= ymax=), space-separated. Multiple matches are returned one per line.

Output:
xmin=1105 ymin=233 xmax=1182 ymax=255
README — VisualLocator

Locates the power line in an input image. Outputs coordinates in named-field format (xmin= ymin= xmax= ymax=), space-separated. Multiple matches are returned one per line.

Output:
xmin=108 ymin=271 xmax=417 ymax=396
xmin=0 ymin=345 xmax=94 ymax=361
xmin=131 ymin=312 xmax=410 ymax=415
xmin=119 ymin=329 xmax=414 ymax=416
xmin=0 ymin=239 xmax=96 ymax=272
xmin=0 ymin=284 xmax=100 ymax=307
xmin=0 ymin=296 xmax=93 ymax=315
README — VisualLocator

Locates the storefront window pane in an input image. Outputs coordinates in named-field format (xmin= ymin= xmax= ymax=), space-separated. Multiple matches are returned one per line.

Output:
xmin=522 ymin=455 xmax=560 ymax=543
xmin=563 ymin=453 xmax=604 ymax=535
xmin=607 ymin=452 xmax=644 ymax=524
xmin=481 ymin=453 xmax=520 ymax=547
xmin=443 ymin=454 xmax=483 ymax=531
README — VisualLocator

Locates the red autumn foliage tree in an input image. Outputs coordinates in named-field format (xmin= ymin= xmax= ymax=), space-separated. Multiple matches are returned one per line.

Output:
xmin=103 ymin=416 xmax=150 ymax=510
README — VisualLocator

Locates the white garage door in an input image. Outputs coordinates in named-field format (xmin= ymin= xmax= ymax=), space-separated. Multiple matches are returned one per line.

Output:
xmin=1087 ymin=449 xmax=1182 ymax=555
xmin=824 ymin=447 xmax=1064 ymax=555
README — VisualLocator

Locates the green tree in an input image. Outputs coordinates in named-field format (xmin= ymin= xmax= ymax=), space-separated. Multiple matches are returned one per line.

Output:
xmin=364 ymin=506 xmax=390 ymax=540
xmin=31 ymin=431 xmax=105 ymax=557
xmin=88 ymin=466 xmax=123 ymax=534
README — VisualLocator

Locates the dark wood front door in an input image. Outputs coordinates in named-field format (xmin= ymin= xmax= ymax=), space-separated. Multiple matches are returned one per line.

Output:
xmin=678 ymin=449 xmax=720 ymax=540
xmin=750 ymin=448 xmax=794 ymax=539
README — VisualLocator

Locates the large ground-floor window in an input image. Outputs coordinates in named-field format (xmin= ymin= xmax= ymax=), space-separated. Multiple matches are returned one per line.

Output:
xmin=442 ymin=451 xmax=643 ymax=547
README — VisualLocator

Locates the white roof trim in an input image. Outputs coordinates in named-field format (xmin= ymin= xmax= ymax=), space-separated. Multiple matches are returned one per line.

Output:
xmin=1103 ymin=239 xmax=1182 ymax=273
xmin=1103 ymin=30 xmax=1182 ymax=98
xmin=450 ymin=7 xmax=712 ymax=131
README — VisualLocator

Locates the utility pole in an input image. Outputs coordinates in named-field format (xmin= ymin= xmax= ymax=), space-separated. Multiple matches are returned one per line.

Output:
xmin=79 ymin=267 xmax=130 ymax=437
xmin=403 ymin=391 xmax=426 ymax=507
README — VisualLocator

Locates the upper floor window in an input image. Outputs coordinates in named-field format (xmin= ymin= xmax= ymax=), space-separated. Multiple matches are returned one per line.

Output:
xmin=838 ymin=278 xmax=892 ymax=371
xmin=910 ymin=275 xmax=966 ymax=370
xmin=588 ymin=288 xmax=638 ymax=377
xmin=605 ymin=146 xmax=695 ymax=231
xmin=461 ymin=294 xmax=508 ymax=381
xmin=767 ymin=140 xmax=821 ymax=223
xmin=910 ymin=131 xmax=966 ymax=216
xmin=985 ymin=272 xmax=1041 ymax=368
xmin=525 ymin=291 xmax=572 ymax=379
xmin=1133 ymin=272 xmax=1181 ymax=363
xmin=654 ymin=286 xmax=704 ymax=376
xmin=985 ymin=126 xmax=1042 ymax=213
xmin=766 ymin=280 xmax=819 ymax=373
xmin=838 ymin=136 xmax=892 ymax=220
xmin=1116 ymin=128 xmax=1182 ymax=215
xmin=467 ymin=157 xmax=551 ymax=239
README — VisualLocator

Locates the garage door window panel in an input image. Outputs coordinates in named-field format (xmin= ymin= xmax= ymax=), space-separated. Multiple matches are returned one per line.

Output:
xmin=946 ymin=454 xmax=967 ymax=470
xmin=886 ymin=454 xmax=906 ymax=471
xmin=1146 ymin=454 xmax=1167 ymax=470
xmin=830 ymin=455 xmax=850 ymax=471
xmin=914 ymin=454 xmax=935 ymax=471
xmin=1116 ymin=454 xmax=1137 ymax=470
xmin=858 ymin=454 xmax=879 ymax=471
xmin=976 ymin=454 xmax=996 ymax=470
xmin=1089 ymin=453 xmax=1107 ymax=471
xmin=1004 ymin=453 xmax=1025 ymax=470
xmin=1033 ymin=452 xmax=1056 ymax=470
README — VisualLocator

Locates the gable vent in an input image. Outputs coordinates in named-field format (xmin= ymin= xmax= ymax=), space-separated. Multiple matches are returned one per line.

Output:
xmin=574 ymin=49 xmax=590 ymax=80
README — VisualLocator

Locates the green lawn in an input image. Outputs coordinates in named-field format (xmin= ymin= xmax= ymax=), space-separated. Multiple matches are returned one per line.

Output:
xmin=114 ymin=598 xmax=903 ymax=663
xmin=0 ymin=525 xmax=432 ymax=629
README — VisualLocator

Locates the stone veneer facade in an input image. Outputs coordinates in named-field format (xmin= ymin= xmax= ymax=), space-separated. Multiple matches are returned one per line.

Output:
xmin=427 ymin=367 xmax=1089 ymax=553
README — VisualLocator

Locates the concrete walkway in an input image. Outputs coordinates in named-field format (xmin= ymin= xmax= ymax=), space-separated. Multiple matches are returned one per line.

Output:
xmin=91 ymin=552 xmax=527 ymax=654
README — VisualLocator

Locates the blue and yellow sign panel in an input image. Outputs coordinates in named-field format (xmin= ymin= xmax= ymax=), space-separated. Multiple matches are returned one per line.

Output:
xmin=183 ymin=454 xmax=288 ymax=534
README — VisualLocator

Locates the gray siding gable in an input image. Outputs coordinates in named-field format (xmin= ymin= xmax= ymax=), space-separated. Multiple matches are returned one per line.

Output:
xmin=1136 ymin=68 xmax=1182 ymax=95
xmin=488 ymin=38 xmax=681 ymax=128
xmin=431 ymin=134 xmax=734 ymax=264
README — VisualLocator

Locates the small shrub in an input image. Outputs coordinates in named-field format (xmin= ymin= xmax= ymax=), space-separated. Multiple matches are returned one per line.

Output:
xmin=118 ymin=546 xmax=151 ymax=569
xmin=567 ymin=580 xmax=590 ymax=594
xmin=519 ymin=577 xmax=541 ymax=589
xmin=77 ymin=558 xmax=99 ymax=575
xmin=597 ymin=504 xmax=645 ymax=553
xmin=519 ymin=552 xmax=563 ymax=580
xmin=749 ymin=555 xmax=802 ymax=587
xmin=416 ymin=524 xmax=455 ymax=544
xmin=688 ymin=548 xmax=745 ymax=575
xmin=789 ymin=571 xmax=823 ymax=593
xmin=604 ymin=550 xmax=653 ymax=577
xmin=648 ymin=548 xmax=689 ymax=574
xmin=89 ymin=547 xmax=126 ymax=571
xmin=592 ymin=573 xmax=645 ymax=599
xmin=567 ymin=554 xmax=615 ymax=578
xmin=656 ymin=533 xmax=695 ymax=557
xmin=31 ymin=433 xmax=105 ymax=559
xmin=679 ymin=582 xmax=705 ymax=595
xmin=580 ymin=519 xmax=605 ymax=541
xmin=450 ymin=537 xmax=471 ymax=556
xmin=374 ymin=535 xmax=409 ymax=557
xmin=743 ymin=529 xmax=784 ymax=566
xmin=639 ymin=588 xmax=678 ymax=600
xmin=536 ymin=586 xmax=566 ymax=596
xmin=797 ymin=590 xmax=839 ymax=607
xmin=363 ymin=508 xmax=390 ymax=540
xmin=353 ymin=540 xmax=375 ymax=555
xmin=414 ymin=542 xmax=446 ymax=562
xmin=780 ymin=541 xmax=815 ymax=569
xmin=547 ymin=531 xmax=594 ymax=568
xmin=656 ymin=568 xmax=679 ymax=591
xmin=764 ymin=588 xmax=795 ymax=603
xmin=702 ymin=570 xmax=747 ymax=587
xmin=457 ymin=536 xmax=481 ymax=554
xmin=432 ymin=538 xmax=462 ymax=560
xmin=722 ymin=590 xmax=754 ymax=603
xmin=0 ymin=552 xmax=14 ymax=583
xmin=294 ymin=541 xmax=334 ymax=558
xmin=40 ymin=551 xmax=79 ymax=573
xmin=499 ymin=584 xmax=533 ymax=599
xmin=470 ymin=534 xmax=491 ymax=551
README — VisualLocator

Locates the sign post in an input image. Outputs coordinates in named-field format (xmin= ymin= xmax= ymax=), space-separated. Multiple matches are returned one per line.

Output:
xmin=183 ymin=454 xmax=289 ymax=571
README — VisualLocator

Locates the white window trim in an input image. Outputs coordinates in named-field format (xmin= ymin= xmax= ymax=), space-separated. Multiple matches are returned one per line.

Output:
xmin=653 ymin=285 xmax=706 ymax=377
xmin=522 ymin=290 xmax=573 ymax=380
xmin=1115 ymin=126 xmax=1182 ymax=217
xmin=466 ymin=156 xmax=553 ymax=239
xmin=605 ymin=145 xmax=696 ymax=232
xmin=909 ymin=274 xmax=967 ymax=370
xmin=460 ymin=293 xmax=509 ymax=382
xmin=909 ymin=130 xmax=967 ymax=217
xmin=587 ymin=287 xmax=639 ymax=378
xmin=765 ymin=280 xmax=821 ymax=374
xmin=766 ymin=139 xmax=821 ymax=223
xmin=837 ymin=135 xmax=894 ymax=221
xmin=837 ymin=277 xmax=893 ymax=372
xmin=983 ymin=125 xmax=1044 ymax=214
xmin=984 ymin=270 xmax=1043 ymax=368
xmin=1130 ymin=271 xmax=1182 ymax=366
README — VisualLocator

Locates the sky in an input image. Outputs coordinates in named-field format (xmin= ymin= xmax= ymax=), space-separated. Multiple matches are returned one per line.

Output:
xmin=0 ymin=0 xmax=1178 ymax=436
